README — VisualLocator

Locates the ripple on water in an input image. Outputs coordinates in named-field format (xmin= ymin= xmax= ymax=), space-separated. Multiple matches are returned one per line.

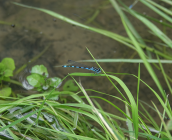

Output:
xmin=18 ymin=67 xmax=34 ymax=90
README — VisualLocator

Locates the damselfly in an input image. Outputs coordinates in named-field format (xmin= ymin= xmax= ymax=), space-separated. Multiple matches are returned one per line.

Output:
xmin=62 ymin=60 xmax=101 ymax=74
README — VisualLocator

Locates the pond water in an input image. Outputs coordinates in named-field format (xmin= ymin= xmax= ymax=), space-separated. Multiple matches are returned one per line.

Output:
xmin=0 ymin=0 xmax=171 ymax=135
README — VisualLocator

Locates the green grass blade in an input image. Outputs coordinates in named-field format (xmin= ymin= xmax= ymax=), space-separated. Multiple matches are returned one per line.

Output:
xmin=142 ymin=0 xmax=172 ymax=17
xmin=80 ymin=59 xmax=172 ymax=63
xmin=126 ymin=4 xmax=172 ymax=48
xmin=125 ymin=104 xmax=134 ymax=140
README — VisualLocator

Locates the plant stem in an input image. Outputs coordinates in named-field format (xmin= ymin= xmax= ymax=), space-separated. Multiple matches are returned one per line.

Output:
xmin=9 ymin=79 xmax=23 ymax=87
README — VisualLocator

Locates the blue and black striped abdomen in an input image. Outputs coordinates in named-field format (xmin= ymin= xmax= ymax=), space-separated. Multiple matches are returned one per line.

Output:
xmin=62 ymin=60 xmax=101 ymax=73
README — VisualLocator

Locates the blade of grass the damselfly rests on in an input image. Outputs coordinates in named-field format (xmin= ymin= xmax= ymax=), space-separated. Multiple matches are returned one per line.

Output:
xmin=125 ymin=104 xmax=135 ymax=140
xmin=152 ymin=101 xmax=172 ymax=139
xmin=80 ymin=59 xmax=172 ymax=63
xmin=141 ymin=0 xmax=172 ymax=17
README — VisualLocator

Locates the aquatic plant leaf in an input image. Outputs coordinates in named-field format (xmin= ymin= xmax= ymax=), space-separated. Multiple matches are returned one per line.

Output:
xmin=31 ymin=65 xmax=48 ymax=77
xmin=48 ymin=77 xmax=62 ymax=88
xmin=4 ymin=69 xmax=13 ymax=77
xmin=0 ymin=63 xmax=6 ymax=73
xmin=0 ymin=87 xmax=11 ymax=98
xmin=1 ymin=58 xmax=15 ymax=71
xmin=26 ymin=73 xmax=45 ymax=87
xmin=63 ymin=80 xmax=78 ymax=92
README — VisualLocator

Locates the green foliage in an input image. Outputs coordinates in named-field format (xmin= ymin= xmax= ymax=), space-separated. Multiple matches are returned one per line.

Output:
xmin=63 ymin=80 xmax=79 ymax=92
xmin=31 ymin=64 xmax=48 ymax=77
xmin=167 ymin=119 xmax=172 ymax=130
xmin=1 ymin=58 xmax=15 ymax=71
xmin=27 ymin=73 xmax=45 ymax=87
xmin=47 ymin=77 xmax=62 ymax=88
xmin=0 ymin=58 xmax=15 ymax=82
xmin=26 ymin=65 xmax=62 ymax=92
xmin=44 ymin=90 xmax=59 ymax=100
xmin=0 ymin=58 xmax=15 ymax=98
xmin=0 ymin=87 xmax=11 ymax=98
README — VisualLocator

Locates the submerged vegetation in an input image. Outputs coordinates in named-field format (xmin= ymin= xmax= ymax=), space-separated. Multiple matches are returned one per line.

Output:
xmin=0 ymin=0 xmax=172 ymax=139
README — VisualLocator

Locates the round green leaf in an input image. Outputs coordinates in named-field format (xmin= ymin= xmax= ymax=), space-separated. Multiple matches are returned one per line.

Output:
xmin=0 ymin=87 xmax=11 ymax=98
xmin=1 ymin=58 xmax=15 ymax=71
xmin=31 ymin=65 xmax=48 ymax=77
xmin=4 ymin=69 xmax=13 ymax=77
xmin=48 ymin=77 xmax=62 ymax=88
xmin=26 ymin=73 xmax=45 ymax=87
xmin=63 ymin=80 xmax=79 ymax=92
xmin=0 ymin=63 xmax=6 ymax=72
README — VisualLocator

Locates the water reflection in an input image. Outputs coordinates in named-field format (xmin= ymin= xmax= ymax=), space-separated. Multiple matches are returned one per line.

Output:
xmin=18 ymin=66 xmax=34 ymax=90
